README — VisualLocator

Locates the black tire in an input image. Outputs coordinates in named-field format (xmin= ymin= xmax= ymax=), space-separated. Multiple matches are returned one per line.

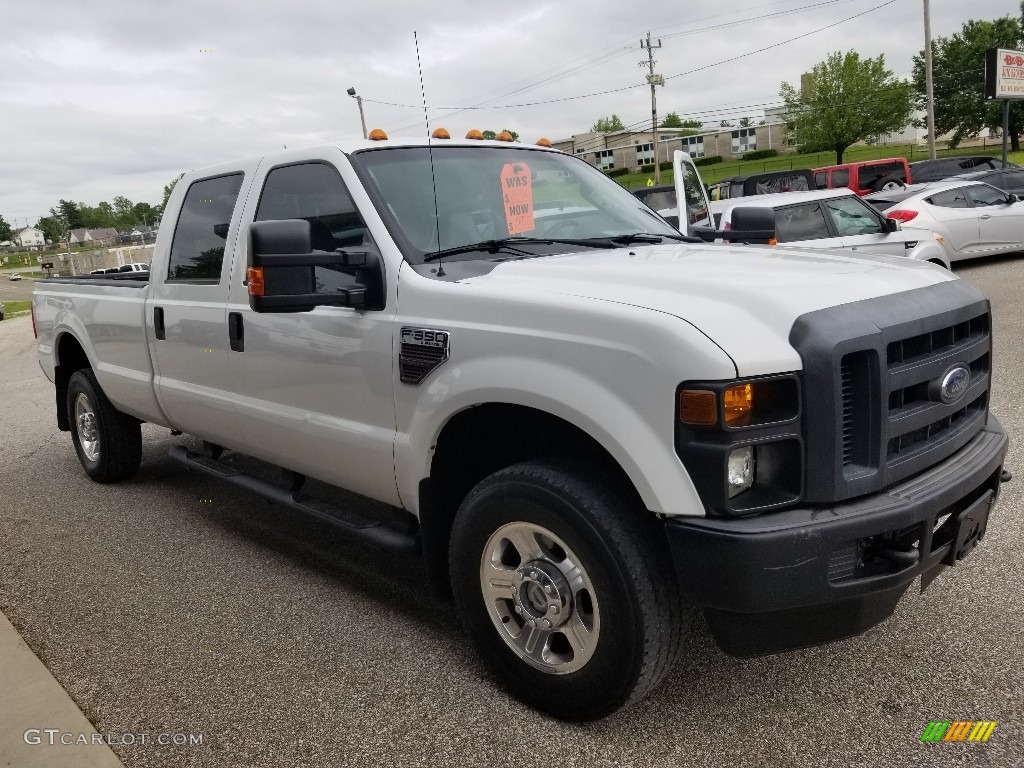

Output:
xmin=67 ymin=369 xmax=142 ymax=483
xmin=449 ymin=459 xmax=684 ymax=721
xmin=872 ymin=175 xmax=906 ymax=192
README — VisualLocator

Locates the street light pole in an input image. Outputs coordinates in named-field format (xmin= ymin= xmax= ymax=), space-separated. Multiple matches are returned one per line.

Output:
xmin=923 ymin=0 xmax=937 ymax=160
xmin=347 ymin=87 xmax=368 ymax=139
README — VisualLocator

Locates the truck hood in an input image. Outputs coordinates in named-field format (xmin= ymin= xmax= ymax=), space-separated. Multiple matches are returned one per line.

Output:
xmin=471 ymin=243 xmax=956 ymax=376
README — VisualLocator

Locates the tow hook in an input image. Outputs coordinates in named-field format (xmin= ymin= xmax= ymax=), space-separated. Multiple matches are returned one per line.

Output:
xmin=869 ymin=543 xmax=920 ymax=568
xmin=1000 ymin=469 xmax=1012 ymax=483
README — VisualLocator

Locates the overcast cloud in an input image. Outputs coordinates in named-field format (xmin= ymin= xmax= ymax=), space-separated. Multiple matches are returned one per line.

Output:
xmin=1 ymin=0 xmax=1020 ymax=227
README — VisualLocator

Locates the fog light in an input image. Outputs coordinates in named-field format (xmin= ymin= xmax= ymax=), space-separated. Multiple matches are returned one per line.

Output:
xmin=727 ymin=446 xmax=755 ymax=498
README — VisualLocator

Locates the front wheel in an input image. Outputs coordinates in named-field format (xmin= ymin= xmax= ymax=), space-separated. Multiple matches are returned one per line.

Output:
xmin=449 ymin=460 xmax=684 ymax=720
xmin=67 ymin=369 xmax=142 ymax=483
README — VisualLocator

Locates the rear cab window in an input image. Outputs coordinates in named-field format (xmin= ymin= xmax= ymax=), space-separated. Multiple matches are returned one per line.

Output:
xmin=168 ymin=174 xmax=245 ymax=283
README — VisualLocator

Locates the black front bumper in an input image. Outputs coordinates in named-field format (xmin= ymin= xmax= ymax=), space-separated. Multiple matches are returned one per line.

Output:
xmin=665 ymin=417 xmax=1008 ymax=656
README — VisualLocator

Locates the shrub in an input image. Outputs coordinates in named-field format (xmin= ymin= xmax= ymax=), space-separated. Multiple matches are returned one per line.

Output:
xmin=604 ymin=167 xmax=629 ymax=177
xmin=694 ymin=155 xmax=723 ymax=167
xmin=742 ymin=148 xmax=778 ymax=161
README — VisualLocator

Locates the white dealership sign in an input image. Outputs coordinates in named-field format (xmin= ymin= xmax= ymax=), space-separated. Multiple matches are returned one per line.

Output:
xmin=985 ymin=48 xmax=1024 ymax=99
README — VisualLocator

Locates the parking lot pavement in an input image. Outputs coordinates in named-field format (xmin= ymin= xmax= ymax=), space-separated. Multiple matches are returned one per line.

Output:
xmin=1 ymin=257 xmax=1023 ymax=768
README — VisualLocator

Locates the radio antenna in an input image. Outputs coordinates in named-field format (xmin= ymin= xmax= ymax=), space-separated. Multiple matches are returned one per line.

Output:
xmin=415 ymin=30 xmax=444 ymax=276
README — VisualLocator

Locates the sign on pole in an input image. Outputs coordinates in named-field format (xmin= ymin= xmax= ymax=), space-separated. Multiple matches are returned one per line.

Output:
xmin=985 ymin=48 xmax=1024 ymax=99
xmin=984 ymin=48 xmax=1024 ymax=167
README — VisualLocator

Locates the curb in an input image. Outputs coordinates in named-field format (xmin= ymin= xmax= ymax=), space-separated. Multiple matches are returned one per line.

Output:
xmin=0 ymin=610 xmax=125 ymax=767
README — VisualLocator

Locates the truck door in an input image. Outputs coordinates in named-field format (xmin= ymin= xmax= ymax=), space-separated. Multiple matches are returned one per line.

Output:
xmin=224 ymin=151 xmax=401 ymax=505
xmin=672 ymin=150 xmax=713 ymax=236
xmin=148 ymin=160 xmax=258 ymax=444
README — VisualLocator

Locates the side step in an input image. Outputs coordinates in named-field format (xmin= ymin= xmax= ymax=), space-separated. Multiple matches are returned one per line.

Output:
xmin=169 ymin=445 xmax=420 ymax=555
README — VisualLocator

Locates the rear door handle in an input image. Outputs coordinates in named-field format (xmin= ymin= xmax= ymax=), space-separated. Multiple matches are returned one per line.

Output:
xmin=228 ymin=312 xmax=244 ymax=352
xmin=153 ymin=307 xmax=165 ymax=340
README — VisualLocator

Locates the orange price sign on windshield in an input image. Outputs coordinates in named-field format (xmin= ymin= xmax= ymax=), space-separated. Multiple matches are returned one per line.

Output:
xmin=500 ymin=162 xmax=534 ymax=235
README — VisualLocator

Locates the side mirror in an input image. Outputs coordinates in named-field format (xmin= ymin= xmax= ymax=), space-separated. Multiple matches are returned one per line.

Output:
xmin=248 ymin=219 xmax=382 ymax=313
xmin=728 ymin=207 xmax=777 ymax=245
xmin=884 ymin=217 xmax=900 ymax=232
xmin=1008 ymin=193 xmax=1019 ymax=204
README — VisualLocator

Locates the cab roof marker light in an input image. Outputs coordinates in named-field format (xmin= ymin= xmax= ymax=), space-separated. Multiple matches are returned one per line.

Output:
xmin=431 ymin=128 xmax=451 ymax=139
xmin=368 ymin=128 xmax=388 ymax=141
xmin=496 ymin=131 xmax=514 ymax=142
xmin=465 ymin=129 xmax=484 ymax=140
xmin=536 ymin=137 xmax=553 ymax=147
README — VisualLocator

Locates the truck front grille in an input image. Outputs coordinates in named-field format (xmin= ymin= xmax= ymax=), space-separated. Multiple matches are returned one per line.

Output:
xmin=791 ymin=281 xmax=993 ymax=503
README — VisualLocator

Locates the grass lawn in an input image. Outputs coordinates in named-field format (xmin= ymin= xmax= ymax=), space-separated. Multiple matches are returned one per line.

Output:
xmin=2 ymin=300 xmax=31 ymax=316
xmin=614 ymin=143 xmax=1024 ymax=190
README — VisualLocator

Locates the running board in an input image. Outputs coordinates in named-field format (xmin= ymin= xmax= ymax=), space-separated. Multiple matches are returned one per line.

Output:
xmin=169 ymin=445 xmax=419 ymax=555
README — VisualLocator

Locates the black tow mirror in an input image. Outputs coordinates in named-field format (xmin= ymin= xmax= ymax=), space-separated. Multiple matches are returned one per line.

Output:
xmin=728 ymin=207 xmax=776 ymax=244
xmin=691 ymin=207 xmax=777 ymax=244
xmin=248 ymin=219 xmax=382 ymax=313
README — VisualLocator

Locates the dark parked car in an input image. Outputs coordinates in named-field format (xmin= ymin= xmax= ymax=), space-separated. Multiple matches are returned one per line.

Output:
xmin=707 ymin=169 xmax=815 ymax=201
xmin=0 ymin=299 xmax=4 ymax=321
xmin=909 ymin=156 xmax=1018 ymax=183
xmin=952 ymin=167 xmax=1024 ymax=195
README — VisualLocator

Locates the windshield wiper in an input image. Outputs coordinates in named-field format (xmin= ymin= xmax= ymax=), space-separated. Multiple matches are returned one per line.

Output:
xmin=610 ymin=232 xmax=702 ymax=244
xmin=423 ymin=237 xmax=619 ymax=263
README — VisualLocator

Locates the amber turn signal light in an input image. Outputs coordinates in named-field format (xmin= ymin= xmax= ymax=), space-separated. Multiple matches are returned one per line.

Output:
xmin=679 ymin=390 xmax=717 ymax=426
xmin=723 ymin=384 xmax=753 ymax=425
xmin=247 ymin=267 xmax=265 ymax=297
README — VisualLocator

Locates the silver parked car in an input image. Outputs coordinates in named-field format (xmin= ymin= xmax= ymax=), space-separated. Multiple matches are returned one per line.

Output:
xmin=865 ymin=180 xmax=1024 ymax=263
xmin=710 ymin=188 xmax=951 ymax=267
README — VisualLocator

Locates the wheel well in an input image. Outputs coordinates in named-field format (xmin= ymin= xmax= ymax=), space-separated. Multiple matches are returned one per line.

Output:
xmin=418 ymin=403 xmax=639 ymax=601
xmin=54 ymin=333 xmax=91 ymax=431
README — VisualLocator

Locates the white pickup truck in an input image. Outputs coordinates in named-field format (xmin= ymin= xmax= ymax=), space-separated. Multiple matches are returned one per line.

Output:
xmin=33 ymin=134 xmax=1009 ymax=721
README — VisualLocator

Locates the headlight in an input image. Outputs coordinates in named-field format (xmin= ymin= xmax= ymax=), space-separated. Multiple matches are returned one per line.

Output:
xmin=727 ymin=446 xmax=755 ymax=498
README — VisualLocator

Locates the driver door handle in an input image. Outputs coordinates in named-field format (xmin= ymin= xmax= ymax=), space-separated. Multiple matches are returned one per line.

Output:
xmin=228 ymin=312 xmax=244 ymax=352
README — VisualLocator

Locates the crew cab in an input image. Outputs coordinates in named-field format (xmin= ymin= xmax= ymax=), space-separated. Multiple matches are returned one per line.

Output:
xmin=33 ymin=134 xmax=1009 ymax=721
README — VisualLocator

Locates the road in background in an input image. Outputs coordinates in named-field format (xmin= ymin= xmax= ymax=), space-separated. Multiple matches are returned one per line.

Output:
xmin=1 ymin=257 xmax=1022 ymax=768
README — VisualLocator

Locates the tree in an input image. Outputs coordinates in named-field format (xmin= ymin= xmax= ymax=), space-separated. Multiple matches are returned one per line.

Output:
xmin=781 ymin=50 xmax=913 ymax=163
xmin=133 ymin=202 xmax=158 ymax=226
xmin=719 ymin=120 xmax=734 ymax=127
xmin=591 ymin=114 xmax=625 ymax=132
xmin=55 ymin=199 xmax=83 ymax=230
xmin=738 ymin=117 xmax=754 ymax=128
xmin=912 ymin=15 xmax=1023 ymax=151
xmin=481 ymin=130 xmax=497 ymax=140
xmin=680 ymin=118 xmax=703 ymax=129
xmin=159 ymin=179 xmax=179 ymax=215
xmin=36 ymin=216 xmax=64 ymax=243
xmin=0 ymin=215 xmax=13 ymax=242
xmin=660 ymin=112 xmax=684 ymax=128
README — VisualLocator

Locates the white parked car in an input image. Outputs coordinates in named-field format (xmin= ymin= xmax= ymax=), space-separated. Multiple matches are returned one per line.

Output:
xmin=864 ymin=180 xmax=1024 ymax=263
xmin=9 ymin=273 xmax=22 ymax=281
xmin=710 ymin=188 xmax=951 ymax=267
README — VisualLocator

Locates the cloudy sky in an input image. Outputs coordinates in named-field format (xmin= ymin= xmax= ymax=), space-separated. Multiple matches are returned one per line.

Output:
xmin=2 ymin=0 xmax=1020 ymax=228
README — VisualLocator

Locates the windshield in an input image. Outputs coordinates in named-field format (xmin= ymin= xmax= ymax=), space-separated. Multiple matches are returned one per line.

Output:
xmin=350 ymin=145 xmax=680 ymax=264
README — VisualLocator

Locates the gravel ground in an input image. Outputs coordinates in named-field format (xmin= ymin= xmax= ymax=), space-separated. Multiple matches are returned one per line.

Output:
xmin=1 ymin=257 xmax=1022 ymax=767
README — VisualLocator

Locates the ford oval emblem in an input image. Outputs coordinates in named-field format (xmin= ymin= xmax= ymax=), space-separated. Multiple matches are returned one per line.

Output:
xmin=939 ymin=365 xmax=971 ymax=404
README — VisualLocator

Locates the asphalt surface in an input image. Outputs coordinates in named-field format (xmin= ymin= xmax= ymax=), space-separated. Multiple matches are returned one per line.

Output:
xmin=0 ymin=274 xmax=34 ymax=304
xmin=1 ymin=258 xmax=1023 ymax=768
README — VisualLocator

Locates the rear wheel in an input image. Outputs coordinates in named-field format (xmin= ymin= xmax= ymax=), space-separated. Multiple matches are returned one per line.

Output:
xmin=67 ymin=369 xmax=142 ymax=483
xmin=449 ymin=459 xmax=684 ymax=720
xmin=872 ymin=175 xmax=906 ymax=192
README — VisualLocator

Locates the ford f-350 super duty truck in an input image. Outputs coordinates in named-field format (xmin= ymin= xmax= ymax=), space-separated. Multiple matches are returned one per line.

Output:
xmin=33 ymin=134 xmax=1009 ymax=720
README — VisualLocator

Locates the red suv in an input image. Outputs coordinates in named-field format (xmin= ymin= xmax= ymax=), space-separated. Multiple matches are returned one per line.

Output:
xmin=814 ymin=157 xmax=911 ymax=196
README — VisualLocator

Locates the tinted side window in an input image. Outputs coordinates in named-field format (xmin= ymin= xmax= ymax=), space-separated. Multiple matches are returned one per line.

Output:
xmin=832 ymin=169 xmax=850 ymax=187
xmin=966 ymin=184 xmax=1008 ymax=207
xmin=927 ymin=188 xmax=969 ymax=208
xmin=168 ymin=174 xmax=244 ymax=281
xmin=774 ymin=203 xmax=831 ymax=242
xmin=1001 ymin=171 xmax=1024 ymax=192
xmin=815 ymin=172 xmax=828 ymax=189
xmin=824 ymin=196 xmax=885 ymax=235
xmin=255 ymin=163 xmax=373 ymax=296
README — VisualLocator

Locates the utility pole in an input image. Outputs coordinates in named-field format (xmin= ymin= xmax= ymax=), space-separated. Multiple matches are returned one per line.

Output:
xmin=347 ymin=87 xmax=368 ymax=139
xmin=923 ymin=0 xmax=937 ymax=159
xmin=640 ymin=33 xmax=664 ymax=184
